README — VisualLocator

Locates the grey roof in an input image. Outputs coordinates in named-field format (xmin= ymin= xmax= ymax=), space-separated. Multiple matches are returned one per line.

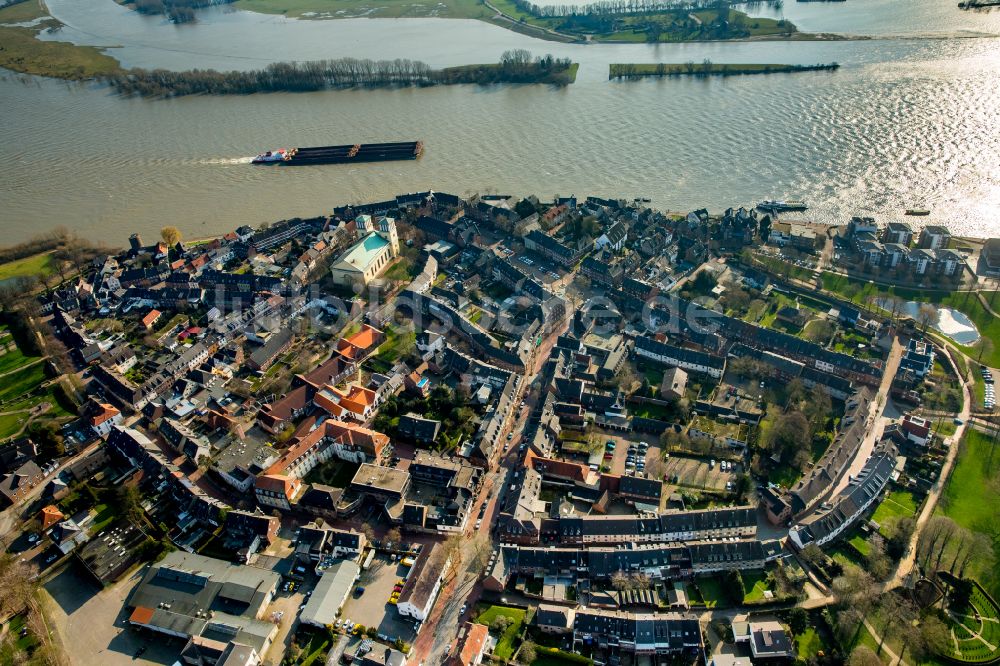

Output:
xmin=792 ymin=445 xmax=897 ymax=546
xmin=299 ymin=560 xmax=360 ymax=627
xmin=790 ymin=388 xmax=874 ymax=514
xmin=619 ymin=475 xmax=663 ymax=502
xmin=573 ymin=610 xmax=701 ymax=650
xmin=633 ymin=336 xmax=725 ymax=371
xmin=536 ymin=604 xmax=572 ymax=629
xmin=128 ymin=551 xmax=279 ymax=649
xmin=558 ymin=506 xmax=755 ymax=541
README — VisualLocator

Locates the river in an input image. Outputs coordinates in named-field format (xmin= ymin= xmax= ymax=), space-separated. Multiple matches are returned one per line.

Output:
xmin=1 ymin=0 xmax=998 ymax=244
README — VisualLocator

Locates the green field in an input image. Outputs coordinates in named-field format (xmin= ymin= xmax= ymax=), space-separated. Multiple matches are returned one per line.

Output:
xmin=0 ymin=251 xmax=54 ymax=282
xmin=939 ymin=429 xmax=999 ymax=534
xmin=234 ymin=0 xmax=490 ymax=20
xmin=0 ymin=346 xmax=41 ymax=375
xmin=476 ymin=605 xmax=525 ymax=659
xmin=938 ymin=429 xmax=1000 ymax=598
xmin=821 ymin=273 xmax=1000 ymax=368
xmin=376 ymin=326 xmax=416 ymax=364
xmin=0 ymin=361 xmax=48 ymax=403
xmin=0 ymin=24 xmax=121 ymax=80
xmin=235 ymin=0 xmax=795 ymax=43
xmin=848 ymin=533 xmax=872 ymax=558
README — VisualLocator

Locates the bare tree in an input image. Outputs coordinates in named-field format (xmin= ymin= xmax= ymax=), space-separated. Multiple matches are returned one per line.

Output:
xmin=359 ymin=524 xmax=375 ymax=544
xmin=920 ymin=615 xmax=952 ymax=656
xmin=875 ymin=595 xmax=917 ymax=655
xmin=917 ymin=303 xmax=938 ymax=334
xmin=866 ymin=535 xmax=892 ymax=581
xmin=848 ymin=646 xmax=882 ymax=666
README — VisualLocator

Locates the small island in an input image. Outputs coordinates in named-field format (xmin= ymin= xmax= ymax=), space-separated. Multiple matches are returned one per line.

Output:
xmin=106 ymin=50 xmax=578 ymax=97
xmin=610 ymin=61 xmax=841 ymax=79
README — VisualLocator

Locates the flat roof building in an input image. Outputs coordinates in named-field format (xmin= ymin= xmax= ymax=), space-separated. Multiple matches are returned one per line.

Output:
xmin=299 ymin=560 xmax=360 ymax=628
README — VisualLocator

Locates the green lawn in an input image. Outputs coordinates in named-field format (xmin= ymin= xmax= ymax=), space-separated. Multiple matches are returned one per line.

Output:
xmin=939 ymin=429 xmax=999 ymax=534
xmin=821 ymin=273 xmax=1000 ymax=368
xmin=937 ymin=428 xmax=1000 ymax=599
xmin=533 ymin=648 xmax=593 ymax=666
xmin=0 ymin=362 xmax=48 ymax=403
xmin=0 ymin=613 xmax=40 ymax=664
xmin=476 ymin=605 xmax=525 ymax=659
xmin=0 ymin=411 xmax=28 ymax=440
xmin=742 ymin=570 xmax=770 ymax=602
xmin=693 ymin=576 xmax=726 ymax=608
xmin=932 ymin=418 xmax=958 ymax=438
xmin=376 ymin=327 xmax=415 ymax=364
xmin=795 ymin=627 xmax=825 ymax=660
xmin=849 ymin=533 xmax=872 ymax=558
xmin=0 ymin=347 xmax=41 ymax=375
xmin=829 ymin=543 xmax=865 ymax=570
xmin=871 ymin=489 xmax=919 ymax=529
xmin=89 ymin=504 xmax=116 ymax=534
xmin=0 ymin=251 xmax=53 ymax=282
xmin=297 ymin=631 xmax=331 ymax=666
xmin=935 ymin=582 xmax=1000 ymax=663
xmin=850 ymin=622 xmax=884 ymax=658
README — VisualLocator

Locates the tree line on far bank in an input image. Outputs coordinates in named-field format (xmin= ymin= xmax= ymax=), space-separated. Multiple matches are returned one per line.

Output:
xmin=509 ymin=0 xmax=782 ymax=18
xmin=103 ymin=50 xmax=576 ymax=97
xmin=126 ymin=0 xmax=236 ymax=23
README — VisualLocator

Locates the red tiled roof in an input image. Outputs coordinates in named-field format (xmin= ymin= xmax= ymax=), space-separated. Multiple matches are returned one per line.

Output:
xmin=455 ymin=623 xmax=489 ymax=666
xmin=142 ymin=310 xmax=161 ymax=327
xmin=265 ymin=420 xmax=389 ymax=477
xmin=90 ymin=403 xmax=120 ymax=427
xmin=40 ymin=505 xmax=64 ymax=530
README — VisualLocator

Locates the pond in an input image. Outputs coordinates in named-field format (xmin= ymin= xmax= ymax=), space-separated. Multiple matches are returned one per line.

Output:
xmin=883 ymin=298 xmax=981 ymax=344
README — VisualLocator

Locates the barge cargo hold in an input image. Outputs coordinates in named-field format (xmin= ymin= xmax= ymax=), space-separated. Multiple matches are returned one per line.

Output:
xmin=252 ymin=141 xmax=423 ymax=165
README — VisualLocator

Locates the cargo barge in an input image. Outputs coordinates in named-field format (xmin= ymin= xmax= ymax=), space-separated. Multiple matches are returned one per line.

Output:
xmin=756 ymin=199 xmax=808 ymax=213
xmin=252 ymin=141 xmax=423 ymax=165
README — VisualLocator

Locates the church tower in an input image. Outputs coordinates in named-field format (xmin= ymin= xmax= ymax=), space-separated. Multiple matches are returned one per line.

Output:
xmin=377 ymin=216 xmax=399 ymax=257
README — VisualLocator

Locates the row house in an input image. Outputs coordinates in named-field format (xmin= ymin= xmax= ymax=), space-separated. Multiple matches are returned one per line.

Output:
xmin=632 ymin=336 xmax=726 ymax=379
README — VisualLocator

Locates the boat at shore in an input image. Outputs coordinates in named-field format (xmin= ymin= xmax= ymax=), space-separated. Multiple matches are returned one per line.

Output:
xmin=756 ymin=199 xmax=808 ymax=213
xmin=905 ymin=208 xmax=930 ymax=216
xmin=252 ymin=141 xmax=423 ymax=165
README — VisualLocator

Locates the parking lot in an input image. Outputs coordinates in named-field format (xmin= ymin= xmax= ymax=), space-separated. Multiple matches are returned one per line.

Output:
xmin=340 ymin=554 xmax=418 ymax=643
xmin=502 ymin=248 xmax=567 ymax=287
xmin=663 ymin=455 xmax=739 ymax=492
xmin=598 ymin=431 xmax=659 ymax=477
xmin=42 ymin=563 xmax=179 ymax=666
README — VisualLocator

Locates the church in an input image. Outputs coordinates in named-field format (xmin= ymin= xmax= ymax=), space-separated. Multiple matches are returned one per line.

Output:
xmin=329 ymin=214 xmax=400 ymax=287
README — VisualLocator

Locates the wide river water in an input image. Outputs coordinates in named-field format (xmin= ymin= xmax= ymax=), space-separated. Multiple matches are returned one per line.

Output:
xmin=1 ymin=0 xmax=999 ymax=244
